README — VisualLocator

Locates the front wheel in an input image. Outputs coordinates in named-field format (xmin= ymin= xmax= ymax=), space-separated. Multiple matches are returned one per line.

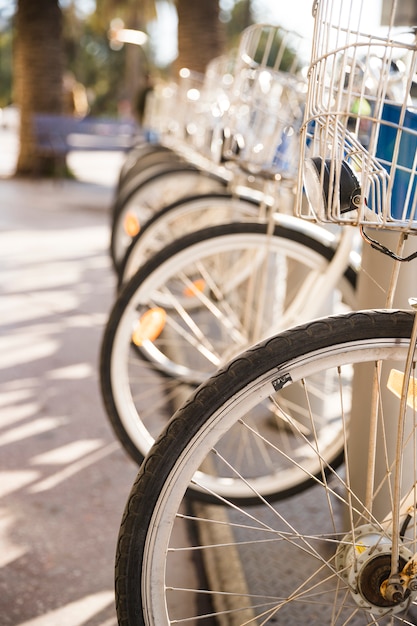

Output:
xmin=101 ymin=221 xmax=356 ymax=473
xmin=116 ymin=309 xmax=417 ymax=625
xmin=118 ymin=192 xmax=260 ymax=287
xmin=110 ymin=167 xmax=224 ymax=273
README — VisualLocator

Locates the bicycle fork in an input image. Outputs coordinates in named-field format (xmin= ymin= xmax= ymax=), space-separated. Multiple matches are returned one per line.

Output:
xmin=337 ymin=299 xmax=417 ymax=615
xmin=381 ymin=297 xmax=417 ymax=604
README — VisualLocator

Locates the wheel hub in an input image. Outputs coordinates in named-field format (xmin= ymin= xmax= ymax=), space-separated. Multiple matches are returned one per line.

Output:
xmin=335 ymin=524 xmax=415 ymax=616
xmin=358 ymin=552 xmax=409 ymax=607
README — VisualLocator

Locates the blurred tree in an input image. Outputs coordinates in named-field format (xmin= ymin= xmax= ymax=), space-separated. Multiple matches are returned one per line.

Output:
xmin=0 ymin=22 xmax=13 ymax=108
xmin=14 ymin=0 xmax=64 ymax=175
xmin=94 ymin=0 xmax=157 ymax=119
xmin=175 ymin=0 xmax=226 ymax=74
xmin=10 ymin=0 xmax=247 ymax=176
xmin=62 ymin=4 xmax=126 ymax=117
xmin=91 ymin=0 xmax=228 ymax=115
xmin=225 ymin=0 xmax=253 ymax=46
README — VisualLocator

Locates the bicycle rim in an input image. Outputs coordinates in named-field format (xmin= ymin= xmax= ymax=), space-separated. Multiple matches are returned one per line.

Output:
xmin=114 ymin=223 xmax=356 ymax=383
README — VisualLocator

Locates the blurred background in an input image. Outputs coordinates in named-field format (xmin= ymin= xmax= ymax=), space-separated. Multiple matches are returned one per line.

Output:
xmin=0 ymin=0 xmax=410 ymax=177
xmin=1 ymin=0 xmax=416 ymax=178
xmin=0 ymin=0 xmax=317 ymax=177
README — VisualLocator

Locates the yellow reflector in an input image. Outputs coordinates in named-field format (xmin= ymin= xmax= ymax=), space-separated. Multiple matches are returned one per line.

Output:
xmin=132 ymin=307 xmax=167 ymax=346
xmin=387 ymin=369 xmax=417 ymax=409
xmin=183 ymin=278 xmax=206 ymax=297
xmin=124 ymin=211 xmax=140 ymax=237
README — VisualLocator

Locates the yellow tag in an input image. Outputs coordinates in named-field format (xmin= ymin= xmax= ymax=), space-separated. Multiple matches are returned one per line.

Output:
xmin=387 ymin=369 xmax=417 ymax=409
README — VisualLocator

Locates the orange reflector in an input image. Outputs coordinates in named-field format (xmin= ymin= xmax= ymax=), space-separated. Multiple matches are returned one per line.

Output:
xmin=132 ymin=307 xmax=167 ymax=346
xmin=387 ymin=369 xmax=417 ymax=409
xmin=124 ymin=211 xmax=140 ymax=237
xmin=183 ymin=278 xmax=206 ymax=297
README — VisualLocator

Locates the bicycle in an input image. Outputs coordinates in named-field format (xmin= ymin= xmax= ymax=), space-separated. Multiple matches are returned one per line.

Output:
xmin=109 ymin=65 xmax=233 ymax=275
xmin=115 ymin=25 xmax=312 ymax=287
xmin=101 ymin=24 xmax=360 ymax=478
xmin=114 ymin=1 xmax=417 ymax=623
xmin=115 ymin=140 xmax=178 ymax=193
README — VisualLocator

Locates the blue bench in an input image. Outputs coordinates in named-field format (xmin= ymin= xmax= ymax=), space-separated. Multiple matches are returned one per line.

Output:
xmin=33 ymin=113 xmax=142 ymax=157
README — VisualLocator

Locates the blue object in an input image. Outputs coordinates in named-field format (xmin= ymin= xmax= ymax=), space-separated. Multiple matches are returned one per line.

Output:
xmin=375 ymin=102 xmax=417 ymax=219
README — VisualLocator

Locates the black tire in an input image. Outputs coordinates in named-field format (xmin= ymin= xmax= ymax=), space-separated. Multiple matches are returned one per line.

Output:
xmin=113 ymin=152 xmax=186 ymax=213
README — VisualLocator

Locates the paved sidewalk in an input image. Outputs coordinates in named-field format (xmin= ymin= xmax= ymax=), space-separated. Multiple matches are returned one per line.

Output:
xmin=0 ymin=173 xmax=138 ymax=625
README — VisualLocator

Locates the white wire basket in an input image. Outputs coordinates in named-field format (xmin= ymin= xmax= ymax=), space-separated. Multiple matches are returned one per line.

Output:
xmin=142 ymin=80 xmax=179 ymax=138
xmin=142 ymin=69 xmax=209 ymax=144
xmin=221 ymin=24 xmax=309 ymax=180
xmin=296 ymin=0 xmax=417 ymax=233
xmin=144 ymin=58 xmax=236 ymax=163
xmin=181 ymin=54 xmax=236 ymax=161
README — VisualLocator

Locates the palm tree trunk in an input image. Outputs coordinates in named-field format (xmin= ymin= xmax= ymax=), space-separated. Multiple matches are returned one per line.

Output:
xmin=14 ymin=0 xmax=64 ymax=176
xmin=176 ymin=0 xmax=225 ymax=74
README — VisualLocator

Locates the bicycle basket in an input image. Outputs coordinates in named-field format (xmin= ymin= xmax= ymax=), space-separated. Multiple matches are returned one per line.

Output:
xmin=221 ymin=24 xmax=309 ymax=180
xmin=142 ymin=81 xmax=179 ymax=138
xmin=296 ymin=0 xmax=417 ymax=233
xmin=184 ymin=53 xmax=237 ymax=161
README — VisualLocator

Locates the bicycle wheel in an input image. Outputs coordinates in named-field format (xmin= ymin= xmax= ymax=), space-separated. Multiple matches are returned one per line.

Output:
xmin=116 ymin=142 xmax=177 ymax=193
xmin=118 ymin=192 xmax=261 ymax=288
xmin=113 ymin=149 xmax=184 ymax=209
xmin=100 ymin=220 xmax=357 ymax=467
xmin=110 ymin=166 xmax=225 ymax=273
xmin=116 ymin=309 xmax=417 ymax=625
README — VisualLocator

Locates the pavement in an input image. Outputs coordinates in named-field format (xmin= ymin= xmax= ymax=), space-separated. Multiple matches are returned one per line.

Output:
xmin=0 ymin=133 xmax=139 ymax=626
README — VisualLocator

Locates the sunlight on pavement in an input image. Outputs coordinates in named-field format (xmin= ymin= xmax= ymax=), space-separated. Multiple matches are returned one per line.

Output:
xmin=0 ymin=471 xmax=40 ymax=498
xmin=28 ymin=441 xmax=120 ymax=493
xmin=1 ymin=295 xmax=80 ymax=326
xmin=63 ymin=312 xmax=110 ymax=328
xmin=0 ymin=332 xmax=59 ymax=369
xmin=30 ymin=439 xmax=104 ymax=465
xmin=0 ymin=397 xmax=39 ymax=427
xmin=0 ymin=388 xmax=34 ymax=410
xmin=0 ymin=379 xmax=44 ymax=426
xmin=46 ymin=363 xmax=94 ymax=380
xmin=16 ymin=590 xmax=115 ymax=626
xmin=0 ymin=136 xmax=128 ymax=625
xmin=0 ymin=418 xmax=65 ymax=448
xmin=0 ymin=511 xmax=28 ymax=567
